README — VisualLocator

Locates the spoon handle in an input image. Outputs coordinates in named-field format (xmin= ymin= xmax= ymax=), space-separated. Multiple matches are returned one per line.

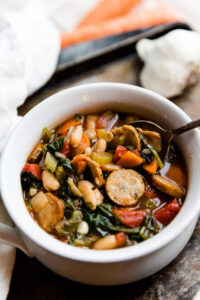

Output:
xmin=172 ymin=118 xmax=200 ymax=137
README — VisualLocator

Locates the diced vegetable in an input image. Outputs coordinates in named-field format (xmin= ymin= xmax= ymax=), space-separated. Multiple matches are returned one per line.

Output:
xmin=97 ymin=129 xmax=107 ymax=140
xmin=22 ymin=164 xmax=42 ymax=180
xmin=117 ymin=150 xmax=143 ymax=168
xmin=60 ymin=135 xmax=71 ymax=157
xmin=110 ymin=134 xmax=125 ymax=148
xmin=113 ymin=209 xmax=146 ymax=228
xmin=72 ymin=154 xmax=87 ymax=175
xmin=57 ymin=118 xmax=82 ymax=134
xmin=96 ymin=111 xmax=118 ymax=131
xmin=55 ymin=166 xmax=67 ymax=181
xmin=152 ymin=175 xmax=184 ymax=198
xmin=114 ymin=145 xmax=127 ymax=162
xmin=45 ymin=152 xmax=58 ymax=173
xmin=91 ymin=152 xmax=113 ymax=166
xmin=115 ymin=232 xmax=127 ymax=247
xmin=43 ymin=127 xmax=51 ymax=138
xmin=144 ymin=184 xmax=158 ymax=199
xmin=67 ymin=177 xmax=82 ymax=198
xmin=154 ymin=198 xmax=181 ymax=225
xmin=143 ymin=158 xmax=158 ymax=174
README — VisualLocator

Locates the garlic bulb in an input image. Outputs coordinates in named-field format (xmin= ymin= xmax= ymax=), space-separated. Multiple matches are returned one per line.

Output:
xmin=136 ymin=29 xmax=200 ymax=98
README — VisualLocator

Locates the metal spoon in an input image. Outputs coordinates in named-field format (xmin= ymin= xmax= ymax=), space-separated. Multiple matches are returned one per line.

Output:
xmin=129 ymin=118 xmax=200 ymax=162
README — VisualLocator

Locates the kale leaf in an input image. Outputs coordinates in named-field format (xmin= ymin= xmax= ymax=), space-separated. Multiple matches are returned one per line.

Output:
xmin=21 ymin=171 xmax=41 ymax=190
xmin=44 ymin=136 xmax=65 ymax=154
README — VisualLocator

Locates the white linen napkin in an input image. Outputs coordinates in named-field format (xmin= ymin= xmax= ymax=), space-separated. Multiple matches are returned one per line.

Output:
xmin=0 ymin=1 xmax=60 ymax=299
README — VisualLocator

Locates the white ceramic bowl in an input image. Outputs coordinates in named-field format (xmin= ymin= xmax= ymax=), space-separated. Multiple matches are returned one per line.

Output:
xmin=1 ymin=83 xmax=200 ymax=285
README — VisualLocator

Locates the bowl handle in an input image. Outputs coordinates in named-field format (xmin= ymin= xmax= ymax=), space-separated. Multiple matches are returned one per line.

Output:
xmin=0 ymin=223 xmax=33 ymax=257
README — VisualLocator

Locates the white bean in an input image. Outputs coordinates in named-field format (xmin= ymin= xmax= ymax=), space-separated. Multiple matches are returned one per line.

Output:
xmin=92 ymin=138 xmax=106 ymax=153
xmin=71 ymin=125 xmax=83 ymax=148
xmin=93 ymin=235 xmax=118 ymax=250
xmin=42 ymin=169 xmax=60 ymax=191
xmin=77 ymin=221 xmax=89 ymax=235
xmin=78 ymin=180 xmax=103 ymax=210
xmin=85 ymin=115 xmax=98 ymax=139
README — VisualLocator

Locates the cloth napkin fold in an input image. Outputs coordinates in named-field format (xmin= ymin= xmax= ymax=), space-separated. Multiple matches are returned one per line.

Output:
xmin=0 ymin=1 xmax=60 ymax=299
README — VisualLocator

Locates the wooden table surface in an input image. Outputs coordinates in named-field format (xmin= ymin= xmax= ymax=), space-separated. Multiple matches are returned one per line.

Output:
xmin=8 ymin=56 xmax=200 ymax=300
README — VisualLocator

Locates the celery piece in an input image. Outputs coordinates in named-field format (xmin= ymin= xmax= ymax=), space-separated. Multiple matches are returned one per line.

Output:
xmin=97 ymin=129 xmax=107 ymax=140
xmin=45 ymin=152 xmax=58 ymax=173
xmin=56 ymin=166 xmax=67 ymax=181
xmin=43 ymin=127 xmax=51 ymax=138
xmin=91 ymin=152 xmax=113 ymax=166
xmin=67 ymin=177 xmax=82 ymax=198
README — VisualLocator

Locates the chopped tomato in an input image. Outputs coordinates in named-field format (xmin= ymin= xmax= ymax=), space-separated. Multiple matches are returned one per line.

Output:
xmin=60 ymin=136 xmax=71 ymax=157
xmin=132 ymin=149 xmax=140 ymax=156
xmin=113 ymin=209 xmax=147 ymax=228
xmin=96 ymin=111 xmax=118 ymax=130
xmin=115 ymin=232 xmax=127 ymax=247
xmin=154 ymin=198 xmax=181 ymax=226
xmin=22 ymin=163 xmax=42 ymax=180
xmin=114 ymin=145 xmax=127 ymax=162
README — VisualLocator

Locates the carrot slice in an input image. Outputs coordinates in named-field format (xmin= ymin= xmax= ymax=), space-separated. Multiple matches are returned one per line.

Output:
xmin=57 ymin=119 xmax=82 ymax=134
xmin=143 ymin=158 xmax=158 ymax=175
xmin=117 ymin=150 xmax=143 ymax=168
xmin=78 ymin=0 xmax=141 ymax=27
xmin=73 ymin=154 xmax=87 ymax=174
xmin=61 ymin=5 xmax=178 ymax=48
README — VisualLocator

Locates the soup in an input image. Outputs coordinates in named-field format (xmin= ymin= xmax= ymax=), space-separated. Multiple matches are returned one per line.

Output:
xmin=21 ymin=111 xmax=187 ymax=250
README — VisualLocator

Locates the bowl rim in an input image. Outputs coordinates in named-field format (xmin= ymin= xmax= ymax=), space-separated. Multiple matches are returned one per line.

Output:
xmin=1 ymin=82 xmax=200 ymax=263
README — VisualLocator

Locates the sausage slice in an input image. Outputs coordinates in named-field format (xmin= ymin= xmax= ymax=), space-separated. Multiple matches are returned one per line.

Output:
xmin=106 ymin=169 xmax=145 ymax=206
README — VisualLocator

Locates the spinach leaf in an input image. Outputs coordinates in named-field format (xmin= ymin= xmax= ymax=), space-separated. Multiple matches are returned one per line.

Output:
xmin=83 ymin=208 xmax=141 ymax=237
xmin=139 ymin=214 xmax=160 ymax=240
xmin=58 ymin=157 xmax=75 ymax=173
xmin=21 ymin=171 xmax=41 ymax=190
xmin=58 ymin=183 xmax=82 ymax=217
xmin=98 ymin=203 xmax=113 ymax=218
xmin=44 ymin=136 xmax=65 ymax=154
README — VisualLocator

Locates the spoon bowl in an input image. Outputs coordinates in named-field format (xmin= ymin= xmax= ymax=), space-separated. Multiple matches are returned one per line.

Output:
xmin=129 ymin=118 xmax=200 ymax=162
